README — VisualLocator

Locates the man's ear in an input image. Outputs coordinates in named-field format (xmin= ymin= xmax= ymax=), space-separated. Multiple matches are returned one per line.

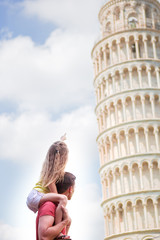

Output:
xmin=68 ymin=186 xmax=72 ymax=193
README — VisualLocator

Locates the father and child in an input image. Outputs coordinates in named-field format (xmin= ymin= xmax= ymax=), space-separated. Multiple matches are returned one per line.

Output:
xmin=26 ymin=136 xmax=76 ymax=240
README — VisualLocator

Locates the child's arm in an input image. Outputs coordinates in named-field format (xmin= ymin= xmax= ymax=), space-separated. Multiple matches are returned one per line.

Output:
xmin=39 ymin=182 xmax=67 ymax=207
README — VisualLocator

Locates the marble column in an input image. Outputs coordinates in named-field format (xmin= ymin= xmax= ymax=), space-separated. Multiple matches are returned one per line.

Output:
xmin=129 ymin=68 xmax=133 ymax=89
xmin=103 ymin=47 xmax=107 ymax=69
xmin=145 ymin=128 xmax=149 ymax=152
xmin=150 ymin=96 xmax=155 ymax=118
xmin=109 ymin=43 xmax=113 ymax=65
xmin=139 ymin=166 xmax=144 ymax=190
xmin=156 ymin=68 xmax=160 ymax=88
xmin=126 ymin=40 xmax=130 ymax=60
xmin=138 ymin=67 xmax=142 ymax=88
xmin=154 ymin=202 xmax=159 ymax=228
xmin=117 ymin=40 xmax=121 ymax=62
xmin=149 ymin=164 xmax=154 ymax=189
xmin=144 ymin=38 xmax=148 ymax=58
xmin=132 ymin=97 xmax=136 ymax=120
xmin=152 ymin=37 xmax=157 ymax=59
xmin=133 ymin=205 xmax=137 ymax=230
xmin=135 ymin=129 xmax=140 ymax=153
xmin=148 ymin=67 xmax=152 ymax=87
xmin=135 ymin=38 xmax=140 ymax=59
xmin=141 ymin=97 xmax=146 ymax=118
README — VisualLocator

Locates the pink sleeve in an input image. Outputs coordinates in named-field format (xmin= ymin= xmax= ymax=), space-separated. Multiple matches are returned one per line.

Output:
xmin=38 ymin=202 xmax=56 ymax=217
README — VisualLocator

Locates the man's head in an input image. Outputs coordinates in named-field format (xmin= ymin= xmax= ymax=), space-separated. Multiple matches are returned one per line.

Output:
xmin=56 ymin=172 xmax=76 ymax=200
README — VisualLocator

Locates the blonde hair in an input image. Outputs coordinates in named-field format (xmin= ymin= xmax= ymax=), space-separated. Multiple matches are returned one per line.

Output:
xmin=40 ymin=141 xmax=69 ymax=187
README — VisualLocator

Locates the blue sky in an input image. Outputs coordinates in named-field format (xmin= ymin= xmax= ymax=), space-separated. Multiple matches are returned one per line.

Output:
xmin=0 ymin=0 xmax=55 ymax=44
xmin=0 ymin=0 xmax=105 ymax=240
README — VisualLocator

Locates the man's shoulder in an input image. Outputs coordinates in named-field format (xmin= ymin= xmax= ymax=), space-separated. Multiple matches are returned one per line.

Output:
xmin=41 ymin=201 xmax=56 ymax=208
xmin=38 ymin=201 xmax=56 ymax=217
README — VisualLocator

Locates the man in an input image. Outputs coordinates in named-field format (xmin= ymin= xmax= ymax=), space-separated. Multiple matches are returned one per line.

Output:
xmin=36 ymin=172 xmax=76 ymax=240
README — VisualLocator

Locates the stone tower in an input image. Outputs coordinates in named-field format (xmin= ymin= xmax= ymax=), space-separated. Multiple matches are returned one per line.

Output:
xmin=91 ymin=0 xmax=160 ymax=239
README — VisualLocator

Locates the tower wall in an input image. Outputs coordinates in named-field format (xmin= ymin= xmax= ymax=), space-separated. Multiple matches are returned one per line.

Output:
xmin=92 ymin=0 xmax=160 ymax=239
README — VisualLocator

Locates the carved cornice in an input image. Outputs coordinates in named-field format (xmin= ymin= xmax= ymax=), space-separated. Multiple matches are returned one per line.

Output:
xmin=99 ymin=0 xmax=160 ymax=22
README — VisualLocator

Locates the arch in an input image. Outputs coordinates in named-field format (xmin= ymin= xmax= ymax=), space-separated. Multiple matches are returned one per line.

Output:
xmin=142 ymin=161 xmax=150 ymax=190
xmin=141 ymin=65 xmax=148 ymax=87
xmin=125 ymin=96 xmax=133 ymax=121
xmin=112 ymin=40 xmax=118 ymax=64
xmin=117 ymin=203 xmax=125 ymax=233
xmin=115 ymin=70 xmax=120 ymax=93
xmin=132 ymin=162 xmax=140 ymax=191
xmin=155 ymin=36 xmax=160 ymax=58
xmin=128 ymin=13 xmax=138 ymax=29
xmin=157 ymin=197 xmax=160 ymax=223
xmin=117 ymin=98 xmax=123 ymax=124
xmin=114 ymin=6 xmax=120 ymax=21
xmin=110 ymin=102 xmax=115 ymax=127
xmin=147 ymin=35 xmax=154 ymax=58
xmin=120 ymin=37 xmax=127 ymax=61
xmin=111 ymin=205 xmax=117 ymax=234
xmin=106 ymin=136 xmax=111 ymax=163
xmin=155 ymin=94 xmax=160 ymax=118
xmin=128 ymin=128 xmax=136 ymax=155
xmin=105 ymin=21 xmax=111 ymax=34
xmin=119 ymin=130 xmax=127 ymax=156
xmin=123 ymin=68 xmax=130 ymax=89
xmin=112 ymin=133 xmax=118 ymax=160
xmin=148 ymin=126 xmax=156 ymax=152
xmin=123 ymin=165 xmax=130 ymax=193
xmin=132 ymin=66 xmax=139 ymax=88
xmin=144 ymin=94 xmax=152 ymax=118
xmin=135 ymin=95 xmax=143 ymax=119
xmin=142 ymin=236 xmax=155 ymax=240
xmin=150 ymin=65 xmax=157 ymax=87
xmin=145 ymin=6 xmax=151 ymax=18
xmin=146 ymin=198 xmax=156 ymax=228
xmin=136 ymin=199 xmax=145 ymax=229
xmin=108 ymin=74 xmax=113 ymax=96
xmin=154 ymin=8 xmax=160 ymax=30
xmin=138 ymin=34 xmax=145 ymax=58
xmin=152 ymin=160 xmax=160 ymax=189
xmin=129 ymin=35 xmax=136 ymax=59
xmin=115 ymin=167 xmax=121 ymax=195
xmin=108 ymin=170 xmax=114 ymax=197
xmin=139 ymin=127 xmax=146 ymax=153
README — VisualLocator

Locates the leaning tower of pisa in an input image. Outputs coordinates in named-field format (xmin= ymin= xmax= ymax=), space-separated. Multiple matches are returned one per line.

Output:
xmin=91 ymin=0 xmax=160 ymax=239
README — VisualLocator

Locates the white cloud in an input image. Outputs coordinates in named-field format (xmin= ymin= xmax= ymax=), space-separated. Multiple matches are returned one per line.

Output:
xmin=0 ymin=29 xmax=95 ymax=114
xmin=0 ymin=105 xmax=98 ymax=165
xmin=0 ymin=27 xmax=13 ymax=39
xmin=0 ymin=221 xmax=34 ymax=240
xmin=21 ymin=0 xmax=103 ymax=34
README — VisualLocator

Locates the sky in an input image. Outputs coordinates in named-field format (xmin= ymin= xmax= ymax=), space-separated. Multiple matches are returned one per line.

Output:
xmin=0 ymin=0 xmax=106 ymax=240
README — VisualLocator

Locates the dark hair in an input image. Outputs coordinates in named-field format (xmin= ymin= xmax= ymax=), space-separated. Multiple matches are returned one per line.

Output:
xmin=56 ymin=172 xmax=76 ymax=194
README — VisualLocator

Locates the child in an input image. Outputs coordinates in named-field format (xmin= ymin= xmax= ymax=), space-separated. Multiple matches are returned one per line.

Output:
xmin=26 ymin=137 xmax=69 ymax=238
